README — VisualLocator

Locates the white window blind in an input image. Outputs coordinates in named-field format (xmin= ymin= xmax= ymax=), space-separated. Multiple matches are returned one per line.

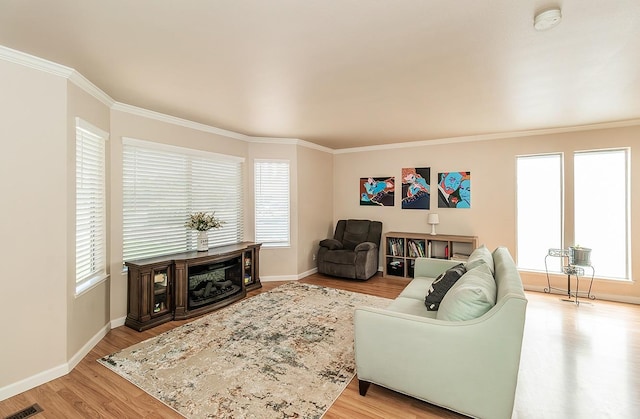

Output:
xmin=255 ymin=159 xmax=290 ymax=247
xmin=76 ymin=118 xmax=108 ymax=295
xmin=122 ymin=138 xmax=244 ymax=262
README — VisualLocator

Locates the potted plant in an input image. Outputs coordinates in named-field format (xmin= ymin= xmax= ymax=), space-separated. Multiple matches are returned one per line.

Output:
xmin=185 ymin=211 xmax=224 ymax=251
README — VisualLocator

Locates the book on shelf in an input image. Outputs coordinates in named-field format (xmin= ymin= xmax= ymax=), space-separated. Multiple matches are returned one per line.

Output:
xmin=387 ymin=238 xmax=404 ymax=256
xmin=451 ymin=253 xmax=471 ymax=261
xmin=407 ymin=240 xmax=426 ymax=258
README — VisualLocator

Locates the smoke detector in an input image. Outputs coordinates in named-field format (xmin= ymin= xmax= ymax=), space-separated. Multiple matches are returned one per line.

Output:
xmin=534 ymin=8 xmax=562 ymax=31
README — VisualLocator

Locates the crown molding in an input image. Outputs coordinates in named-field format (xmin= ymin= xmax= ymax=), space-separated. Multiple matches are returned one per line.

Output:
xmin=0 ymin=45 xmax=114 ymax=107
xmin=333 ymin=118 xmax=640 ymax=154
xmin=249 ymin=136 xmax=334 ymax=154
xmin=4 ymin=44 xmax=639 ymax=154
xmin=68 ymin=71 xmax=114 ymax=107
xmin=111 ymin=102 xmax=250 ymax=141
xmin=0 ymin=44 xmax=73 ymax=78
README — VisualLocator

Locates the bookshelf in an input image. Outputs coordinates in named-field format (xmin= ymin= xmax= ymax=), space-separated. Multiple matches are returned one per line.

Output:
xmin=383 ymin=232 xmax=478 ymax=278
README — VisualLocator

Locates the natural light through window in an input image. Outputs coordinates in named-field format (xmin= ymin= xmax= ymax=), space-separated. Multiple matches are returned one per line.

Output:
xmin=255 ymin=160 xmax=290 ymax=247
xmin=574 ymin=149 xmax=630 ymax=280
xmin=516 ymin=154 xmax=563 ymax=272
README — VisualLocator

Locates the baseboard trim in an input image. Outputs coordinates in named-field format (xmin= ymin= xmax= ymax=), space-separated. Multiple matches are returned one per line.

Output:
xmin=68 ymin=323 xmax=111 ymax=371
xmin=0 ymin=363 xmax=68 ymax=402
xmin=110 ymin=316 xmax=127 ymax=329
xmin=260 ymin=274 xmax=298 ymax=282
xmin=524 ymin=285 xmax=640 ymax=305
xmin=0 ymin=321 xmax=111 ymax=402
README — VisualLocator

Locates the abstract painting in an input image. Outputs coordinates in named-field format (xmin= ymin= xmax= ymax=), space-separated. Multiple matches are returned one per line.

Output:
xmin=401 ymin=167 xmax=430 ymax=209
xmin=437 ymin=171 xmax=471 ymax=208
xmin=360 ymin=177 xmax=395 ymax=206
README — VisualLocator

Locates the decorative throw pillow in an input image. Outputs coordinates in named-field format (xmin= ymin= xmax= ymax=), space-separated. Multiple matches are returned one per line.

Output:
xmin=465 ymin=244 xmax=495 ymax=274
xmin=437 ymin=263 xmax=497 ymax=321
xmin=424 ymin=263 xmax=466 ymax=311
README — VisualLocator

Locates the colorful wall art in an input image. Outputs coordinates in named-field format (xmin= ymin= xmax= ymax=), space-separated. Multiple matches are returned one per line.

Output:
xmin=360 ymin=177 xmax=395 ymax=206
xmin=437 ymin=171 xmax=471 ymax=208
xmin=401 ymin=167 xmax=430 ymax=209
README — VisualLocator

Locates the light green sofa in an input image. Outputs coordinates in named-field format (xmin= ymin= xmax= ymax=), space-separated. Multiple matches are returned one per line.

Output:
xmin=354 ymin=246 xmax=527 ymax=419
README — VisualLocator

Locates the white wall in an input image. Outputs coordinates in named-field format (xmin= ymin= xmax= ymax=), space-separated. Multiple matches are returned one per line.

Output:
xmin=333 ymin=126 xmax=640 ymax=303
xmin=0 ymin=60 xmax=68 ymax=390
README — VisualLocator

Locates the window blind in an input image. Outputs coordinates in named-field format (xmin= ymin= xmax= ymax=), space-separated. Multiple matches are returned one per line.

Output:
xmin=76 ymin=118 xmax=108 ymax=294
xmin=122 ymin=138 xmax=244 ymax=262
xmin=254 ymin=159 xmax=290 ymax=247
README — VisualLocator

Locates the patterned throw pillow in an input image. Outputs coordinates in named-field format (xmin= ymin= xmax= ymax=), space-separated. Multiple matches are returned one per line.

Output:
xmin=425 ymin=263 xmax=467 ymax=311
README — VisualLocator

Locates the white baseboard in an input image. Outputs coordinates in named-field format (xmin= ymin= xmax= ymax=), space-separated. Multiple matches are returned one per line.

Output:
xmin=524 ymin=285 xmax=640 ymax=305
xmin=260 ymin=268 xmax=319 ymax=282
xmin=111 ymin=316 xmax=127 ymax=329
xmin=0 ymin=322 xmax=112 ymax=402
xmin=260 ymin=274 xmax=298 ymax=282
xmin=0 ymin=363 xmax=68 ymax=402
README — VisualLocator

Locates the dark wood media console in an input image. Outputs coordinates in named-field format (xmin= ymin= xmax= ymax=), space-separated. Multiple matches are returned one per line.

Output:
xmin=125 ymin=242 xmax=261 ymax=331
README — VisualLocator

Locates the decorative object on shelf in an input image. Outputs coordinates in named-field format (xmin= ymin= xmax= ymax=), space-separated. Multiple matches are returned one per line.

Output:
xmin=185 ymin=211 xmax=224 ymax=251
xmin=545 ymin=246 xmax=595 ymax=305
xmin=360 ymin=176 xmax=395 ymax=206
xmin=569 ymin=245 xmax=591 ymax=266
xmin=401 ymin=167 xmax=431 ymax=209
xmin=437 ymin=172 xmax=471 ymax=208
xmin=427 ymin=213 xmax=440 ymax=235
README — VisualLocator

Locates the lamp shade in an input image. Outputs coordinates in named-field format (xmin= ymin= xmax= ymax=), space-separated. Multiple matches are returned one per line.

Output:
xmin=427 ymin=214 xmax=440 ymax=225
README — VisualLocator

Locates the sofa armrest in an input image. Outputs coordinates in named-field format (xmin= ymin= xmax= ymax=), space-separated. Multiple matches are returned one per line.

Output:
xmin=413 ymin=257 xmax=461 ymax=278
xmin=319 ymin=238 xmax=343 ymax=250
xmin=354 ymin=296 xmax=527 ymax=419
xmin=354 ymin=241 xmax=376 ymax=252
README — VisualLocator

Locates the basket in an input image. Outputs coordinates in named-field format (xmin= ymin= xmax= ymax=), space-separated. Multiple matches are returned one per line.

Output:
xmin=569 ymin=246 xmax=591 ymax=266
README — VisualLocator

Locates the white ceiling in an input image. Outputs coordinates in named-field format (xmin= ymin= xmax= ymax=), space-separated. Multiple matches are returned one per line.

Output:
xmin=1 ymin=0 xmax=639 ymax=149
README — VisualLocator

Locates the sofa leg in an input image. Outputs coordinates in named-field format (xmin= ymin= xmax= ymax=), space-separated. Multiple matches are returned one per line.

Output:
xmin=358 ymin=380 xmax=371 ymax=396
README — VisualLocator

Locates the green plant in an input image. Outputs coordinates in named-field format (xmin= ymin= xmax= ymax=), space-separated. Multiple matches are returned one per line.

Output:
xmin=185 ymin=211 xmax=224 ymax=231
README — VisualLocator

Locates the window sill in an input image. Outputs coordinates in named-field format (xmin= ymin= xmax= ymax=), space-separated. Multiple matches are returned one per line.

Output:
xmin=75 ymin=273 xmax=110 ymax=298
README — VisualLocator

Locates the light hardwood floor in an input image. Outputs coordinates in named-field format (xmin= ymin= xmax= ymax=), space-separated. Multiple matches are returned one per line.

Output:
xmin=1 ymin=273 xmax=638 ymax=418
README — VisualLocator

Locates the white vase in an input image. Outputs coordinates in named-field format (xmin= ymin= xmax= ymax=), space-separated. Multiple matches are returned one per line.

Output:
xmin=197 ymin=231 xmax=209 ymax=251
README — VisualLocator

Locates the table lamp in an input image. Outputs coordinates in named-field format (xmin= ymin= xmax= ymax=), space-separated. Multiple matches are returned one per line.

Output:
xmin=427 ymin=213 xmax=439 ymax=235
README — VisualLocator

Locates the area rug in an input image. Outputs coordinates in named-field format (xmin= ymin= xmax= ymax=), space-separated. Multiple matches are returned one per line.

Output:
xmin=98 ymin=282 xmax=391 ymax=418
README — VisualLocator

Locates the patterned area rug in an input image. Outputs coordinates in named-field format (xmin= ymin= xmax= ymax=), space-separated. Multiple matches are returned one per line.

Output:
xmin=98 ymin=282 xmax=391 ymax=418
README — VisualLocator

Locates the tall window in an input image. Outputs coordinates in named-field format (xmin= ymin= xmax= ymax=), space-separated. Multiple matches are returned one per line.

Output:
xmin=516 ymin=154 xmax=563 ymax=272
xmin=254 ymin=159 xmax=290 ymax=247
xmin=76 ymin=118 xmax=108 ymax=295
xmin=574 ymin=149 xmax=629 ymax=279
xmin=122 ymin=138 xmax=244 ymax=262
xmin=516 ymin=149 xmax=631 ymax=281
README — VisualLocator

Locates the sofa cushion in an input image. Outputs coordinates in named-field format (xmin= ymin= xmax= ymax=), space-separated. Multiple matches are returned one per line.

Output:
xmin=319 ymin=238 xmax=343 ymax=250
xmin=343 ymin=231 xmax=367 ymax=250
xmin=465 ymin=244 xmax=494 ymax=274
xmin=387 ymin=297 xmax=438 ymax=319
xmin=399 ymin=277 xmax=436 ymax=300
xmin=424 ymin=263 xmax=466 ymax=311
xmin=437 ymin=263 xmax=497 ymax=321
xmin=322 ymin=249 xmax=355 ymax=265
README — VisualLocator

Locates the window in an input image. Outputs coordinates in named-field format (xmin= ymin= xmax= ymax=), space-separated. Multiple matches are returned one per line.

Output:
xmin=574 ymin=149 xmax=629 ymax=279
xmin=122 ymin=138 xmax=244 ymax=262
xmin=75 ymin=118 xmax=108 ymax=295
xmin=516 ymin=149 xmax=631 ymax=281
xmin=254 ymin=159 xmax=290 ymax=247
xmin=516 ymin=154 xmax=563 ymax=272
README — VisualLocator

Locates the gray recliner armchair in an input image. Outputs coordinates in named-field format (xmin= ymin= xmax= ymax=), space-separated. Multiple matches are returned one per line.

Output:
xmin=317 ymin=219 xmax=382 ymax=280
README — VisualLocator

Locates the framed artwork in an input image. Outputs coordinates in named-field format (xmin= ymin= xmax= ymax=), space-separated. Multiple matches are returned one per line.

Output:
xmin=401 ymin=167 xmax=430 ymax=209
xmin=437 ymin=171 xmax=471 ymax=208
xmin=360 ymin=177 xmax=395 ymax=206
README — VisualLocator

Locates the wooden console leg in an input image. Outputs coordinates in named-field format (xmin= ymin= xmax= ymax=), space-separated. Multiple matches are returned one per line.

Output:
xmin=358 ymin=380 xmax=371 ymax=396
